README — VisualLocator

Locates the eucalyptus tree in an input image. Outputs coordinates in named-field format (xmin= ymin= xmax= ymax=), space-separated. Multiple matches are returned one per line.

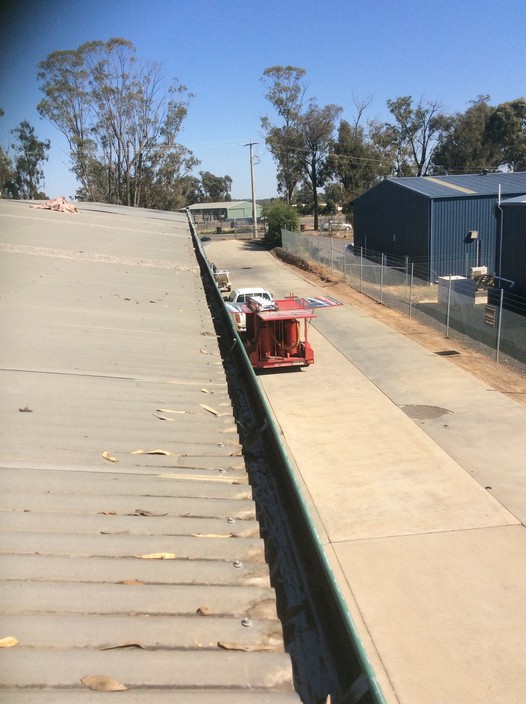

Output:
xmin=260 ymin=65 xmax=309 ymax=203
xmin=484 ymin=98 xmax=526 ymax=172
xmin=0 ymin=109 xmax=15 ymax=197
xmin=37 ymin=38 xmax=195 ymax=207
xmin=10 ymin=120 xmax=50 ymax=199
xmin=295 ymin=102 xmax=342 ymax=230
xmin=197 ymin=171 xmax=233 ymax=202
xmin=431 ymin=96 xmax=499 ymax=174
xmin=0 ymin=148 xmax=14 ymax=197
xmin=375 ymin=96 xmax=447 ymax=176
xmin=330 ymin=99 xmax=387 ymax=210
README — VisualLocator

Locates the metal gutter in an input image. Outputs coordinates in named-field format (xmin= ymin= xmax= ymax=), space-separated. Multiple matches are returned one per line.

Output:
xmin=188 ymin=211 xmax=388 ymax=704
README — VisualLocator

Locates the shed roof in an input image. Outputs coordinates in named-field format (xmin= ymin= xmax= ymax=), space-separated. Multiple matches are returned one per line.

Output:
xmin=384 ymin=172 xmax=526 ymax=199
xmin=186 ymin=200 xmax=252 ymax=211
xmin=501 ymin=194 xmax=526 ymax=205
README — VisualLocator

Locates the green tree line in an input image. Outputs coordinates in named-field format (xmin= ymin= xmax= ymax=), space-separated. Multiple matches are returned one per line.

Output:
xmin=1 ymin=45 xmax=525 ymax=216
xmin=261 ymin=66 xmax=526 ymax=228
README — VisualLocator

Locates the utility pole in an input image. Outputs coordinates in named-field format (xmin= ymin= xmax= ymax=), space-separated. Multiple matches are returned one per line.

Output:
xmin=244 ymin=141 xmax=258 ymax=239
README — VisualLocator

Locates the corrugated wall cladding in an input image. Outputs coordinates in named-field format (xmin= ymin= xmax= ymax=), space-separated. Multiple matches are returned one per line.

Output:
xmin=430 ymin=196 xmax=499 ymax=279
xmin=354 ymin=180 xmax=430 ymax=259
xmin=500 ymin=203 xmax=526 ymax=297
xmin=353 ymin=177 xmax=526 ymax=281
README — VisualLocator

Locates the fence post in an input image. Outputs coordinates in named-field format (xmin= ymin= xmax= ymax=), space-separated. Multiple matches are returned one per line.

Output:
xmin=446 ymin=273 xmax=452 ymax=337
xmin=380 ymin=253 xmax=385 ymax=304
xmin=409 ymin=262 xmax=414 ymax=318
xmin=496 ymin=288 xmax=504 ymax=363
xmin=360 ymin=247 xmax=363 ymax=294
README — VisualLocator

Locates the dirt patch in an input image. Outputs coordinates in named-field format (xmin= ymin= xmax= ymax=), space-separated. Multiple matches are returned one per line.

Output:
xmin=272 ymin=248 xmax=526 ymax=408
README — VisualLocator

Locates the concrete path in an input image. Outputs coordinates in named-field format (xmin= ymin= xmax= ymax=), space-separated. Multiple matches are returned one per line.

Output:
xmin=206 ymin=238 xmax=526 ymax=704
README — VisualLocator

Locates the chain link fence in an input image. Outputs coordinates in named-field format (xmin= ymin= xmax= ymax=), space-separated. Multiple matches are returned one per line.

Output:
xmin=281 ymin=229 xmax=526 ymax=373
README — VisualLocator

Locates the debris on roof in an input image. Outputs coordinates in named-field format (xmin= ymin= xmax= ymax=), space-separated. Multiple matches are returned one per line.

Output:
xmin=30 ymin=196 xmax=78 ymax=213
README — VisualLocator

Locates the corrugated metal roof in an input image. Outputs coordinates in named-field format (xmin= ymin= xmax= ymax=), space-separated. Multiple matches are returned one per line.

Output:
xmin=0 ymin=199 xmax=300 ymax=701
xmin=186 ymin=201 xmax=251 ymax=210
xmin=386 ymin=172 xmax=526 ymax=199
xmin=501 ymin=194 xmax=526 ymax=205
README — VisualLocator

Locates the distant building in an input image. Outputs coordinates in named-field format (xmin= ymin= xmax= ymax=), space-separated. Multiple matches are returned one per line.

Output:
xmin=353 ymin=172 xmax=526 ymax=281
xmin=184 ymin=201 xmax=262 ymax=222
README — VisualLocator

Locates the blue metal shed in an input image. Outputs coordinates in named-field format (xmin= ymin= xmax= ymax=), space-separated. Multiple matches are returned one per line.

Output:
xmin=353 ymin=172 xmax=526 ymax=281
xmin=498 ymin=195 xmax=526 ymax=298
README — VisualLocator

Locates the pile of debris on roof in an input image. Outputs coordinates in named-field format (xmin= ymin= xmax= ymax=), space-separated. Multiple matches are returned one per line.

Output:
xmin=30 ymin=196 xmax=78 ymax=213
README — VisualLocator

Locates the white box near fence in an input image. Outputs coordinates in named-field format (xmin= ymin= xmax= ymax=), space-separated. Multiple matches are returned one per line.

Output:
xmin=438 ymin=276 xmax=487 ymax=305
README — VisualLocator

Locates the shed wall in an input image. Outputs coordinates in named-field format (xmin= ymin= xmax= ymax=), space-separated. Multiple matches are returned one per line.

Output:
xmin=499 ymin=204 xmax=526 ymax=298
xmin=430 ymin=196 xmax=499 ymax=280
xmin=354 ymin=181 xmax=430 ymax=261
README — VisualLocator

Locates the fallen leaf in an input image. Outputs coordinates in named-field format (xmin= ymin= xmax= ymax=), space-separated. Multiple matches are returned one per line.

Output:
xmin=199 ymin=404 xmax=219 ymax=416
xmin=102 ymin=450 xmax=118 ymax=463
xmin=0 ymin=636 xmax=18 ymax=648
xmin=100 ymin=530 xmax=129 ymax=535
xmin=200 ymin=348 xmax=211 ymax=355
xmin=158 ymin=473 xmax=233 ymax=482
xmin=127 ymin=509 xmax=168 ymax=517
xmin=81 ymin=675 xmax=128 ymax=692
xmin=131 ymin=552 xmax=176 ymax=560
xmin=131 ymin=448 xmax=173 ymax=456
xmin=98 ymin=510 xmax=118 ymax=515
xmin=153 ymin=413 xmax=176 ymax=422
xmin=18 ymin=407 xmax=32 ymax=413
xmin=156 ymin=408 xmax=184 ymax=415
xmin=100 ymin=641 xmax=145 ymax=650
xmin=200 ymin=388 xmax=210 ymax=393
xmin=192 ymin=533 xmax=233 ymax=538
xmin=117 ymin=579 xmax=145 ymax=585
xmin=218 ymin=641 xmax=277 ymax=652
xmin=197 ymin=606 xmax=210 ymax=616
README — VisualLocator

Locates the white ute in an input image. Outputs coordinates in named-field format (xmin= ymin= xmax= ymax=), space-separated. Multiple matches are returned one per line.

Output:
xmin=224 ymin=287 xmax=273 ymax=332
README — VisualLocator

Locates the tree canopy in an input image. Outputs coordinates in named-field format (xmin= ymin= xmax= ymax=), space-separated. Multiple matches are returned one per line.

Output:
xmin=37 ymin=38 xmax=197 ymax=208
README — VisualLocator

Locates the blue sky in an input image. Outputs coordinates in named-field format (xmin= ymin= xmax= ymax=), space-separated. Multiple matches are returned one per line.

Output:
xmin=1 ymin=0 xmax=525 ymax=201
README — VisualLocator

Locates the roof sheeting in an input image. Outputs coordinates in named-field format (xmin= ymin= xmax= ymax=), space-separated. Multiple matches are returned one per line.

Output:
xmin=187 ymin=200 xmax=256 ymax=211
xmin=385 ymin=172 xmax=526 ymax=199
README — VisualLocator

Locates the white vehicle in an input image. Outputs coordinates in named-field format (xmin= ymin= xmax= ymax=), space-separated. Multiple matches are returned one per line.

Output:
xmin=322 ymin=221 xmax=353 ymax=232
xmin=224 ymin=287 xmax=273 ymax=332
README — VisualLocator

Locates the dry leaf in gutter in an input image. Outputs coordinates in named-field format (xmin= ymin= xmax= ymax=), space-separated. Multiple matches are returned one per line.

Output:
xmin=100 ymin=642 xmax=145 ymax=651
xmin=156 ymin=408 xmax=185 ymax=414
xmin=128 ymin=509 xmax=168 ymax=517
xmin=117 ymin=580 xmax=145 ymax=585
xmin=131 ymin=449 xmax=173 ymax=456
xmin=200 ymin=404 xmax=219 ymax=416
xmin=218 ymin=641 xmax=278 ymax=652
xmin=192 ymin=533 xmax=233 ymax=538
xmin=102 ymin=450 xmax=118 ymax=463
xmin=0 ymin=637 xmax=18 ymax=648
xmin=81 ymin=675 xmax=128 ymax=692
xmin=131 ymin=552 xmax=176 ymax=560
xmin=153 ymin=413 xmax=176 ymax=422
